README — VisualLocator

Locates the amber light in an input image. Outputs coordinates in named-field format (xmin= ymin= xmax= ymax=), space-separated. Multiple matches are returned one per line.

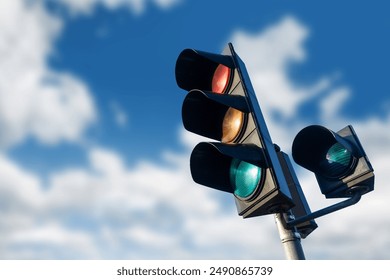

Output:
xmin=222 ymin=107 xmax=245 ymax=143
xmin=212 ymin=64 xmax=231 ymax=94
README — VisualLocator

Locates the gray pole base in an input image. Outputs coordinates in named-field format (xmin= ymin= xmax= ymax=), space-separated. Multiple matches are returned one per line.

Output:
xmin=274 ymin=212 xmax=306 ymax=260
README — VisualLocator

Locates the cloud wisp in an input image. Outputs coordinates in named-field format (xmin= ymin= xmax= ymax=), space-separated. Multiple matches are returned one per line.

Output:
xmin=54 ymin=0 xmax=182 ymax=15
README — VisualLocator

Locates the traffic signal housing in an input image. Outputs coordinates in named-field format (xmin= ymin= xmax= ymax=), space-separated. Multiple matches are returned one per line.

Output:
xmin=292 ymin=125 xmax=374 ymax=198
xmin=175 ymin=44 xmax=294 ymax=218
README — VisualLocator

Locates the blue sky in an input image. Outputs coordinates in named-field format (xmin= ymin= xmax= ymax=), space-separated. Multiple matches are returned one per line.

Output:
xmin=12 ymin=0 xmax=390 ymax=173
xmin=0 ymin=0 xmax=389 ymax=259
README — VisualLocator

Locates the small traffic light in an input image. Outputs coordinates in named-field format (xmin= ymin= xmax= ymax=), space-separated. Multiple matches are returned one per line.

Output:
xmin=175 ymin=43 xmax=294 ymax=218
xmin=292 ymin=125 xmax=374 ymax=198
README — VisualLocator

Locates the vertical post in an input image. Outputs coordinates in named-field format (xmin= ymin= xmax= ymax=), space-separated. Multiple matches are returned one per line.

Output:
xmin=274 ymin=212 xmax=305 ymax=260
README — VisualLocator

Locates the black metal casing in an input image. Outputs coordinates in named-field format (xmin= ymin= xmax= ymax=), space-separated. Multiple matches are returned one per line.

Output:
xmin=292 ymin=125 xmax=374 ymax=198
xmin=176 ymin=43 xmax=294 ymax=217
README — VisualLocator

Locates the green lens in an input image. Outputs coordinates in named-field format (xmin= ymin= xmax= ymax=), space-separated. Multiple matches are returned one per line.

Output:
xmin=230 ymin=159 xmax=262 ymax=199
xmin=321 ymin=143 xmax=353 ymax=177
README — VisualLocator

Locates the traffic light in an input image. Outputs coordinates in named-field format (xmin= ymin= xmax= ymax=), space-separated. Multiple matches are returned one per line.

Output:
xmin=175 ymin=43 xmax=294 ymax=218
xmin=292 ymin=125 xmax=374 ymax=198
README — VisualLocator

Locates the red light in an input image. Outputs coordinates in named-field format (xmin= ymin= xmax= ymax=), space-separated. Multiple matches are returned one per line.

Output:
xmin=212 ymin=64 xmax=231 ymax=94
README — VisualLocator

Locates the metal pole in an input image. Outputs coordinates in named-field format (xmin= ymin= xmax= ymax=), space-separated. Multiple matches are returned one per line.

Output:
xmin=274 ymin=211 xmax=305 ymax=260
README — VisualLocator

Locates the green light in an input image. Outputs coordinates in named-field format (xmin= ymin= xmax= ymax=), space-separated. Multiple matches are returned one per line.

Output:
xmin=321 ymin=143 xmax=353 ymax=177
xmin=230 ymin=159 xmax=262 ymax=199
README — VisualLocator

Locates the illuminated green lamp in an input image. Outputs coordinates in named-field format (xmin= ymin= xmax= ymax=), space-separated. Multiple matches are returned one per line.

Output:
xmin=320 ymin=143 xmax=353 ymax=178
xmin=230 ymin=159 xmax=262 ymax=199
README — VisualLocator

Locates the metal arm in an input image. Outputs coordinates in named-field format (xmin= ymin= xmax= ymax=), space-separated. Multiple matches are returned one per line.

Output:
xmin=286 ymin=190 xmax=362 ymax=228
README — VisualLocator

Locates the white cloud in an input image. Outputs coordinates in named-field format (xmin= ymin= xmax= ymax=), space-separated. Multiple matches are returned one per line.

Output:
xmin=8 ymin=222 xmax=99 ymax=259
xmin=320 ymin=86 xmax=350 ymax=121
xmin=56 ymin=0 xmax=182 ymax=15
xmin=230 ymin=16 xmax=330 ymax=120
xmin=0 ymin=144 xmax=287 ymax=259
xmin=0 ymin=0 xmax=97 ymax=148
xmin=0 ymin=152 xmax=43 ymax=210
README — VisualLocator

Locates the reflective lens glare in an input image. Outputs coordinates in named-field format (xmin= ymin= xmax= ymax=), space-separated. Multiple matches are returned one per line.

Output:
xmin=320 ymin=143 xmax=353 ymax=177
xmin=212 ymin=64 xmax=231 ymax=94
xmin=230 ymin=159 xmax=262 ymax=199
xmin=222 ymin=107 xmax=244 ymax=143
